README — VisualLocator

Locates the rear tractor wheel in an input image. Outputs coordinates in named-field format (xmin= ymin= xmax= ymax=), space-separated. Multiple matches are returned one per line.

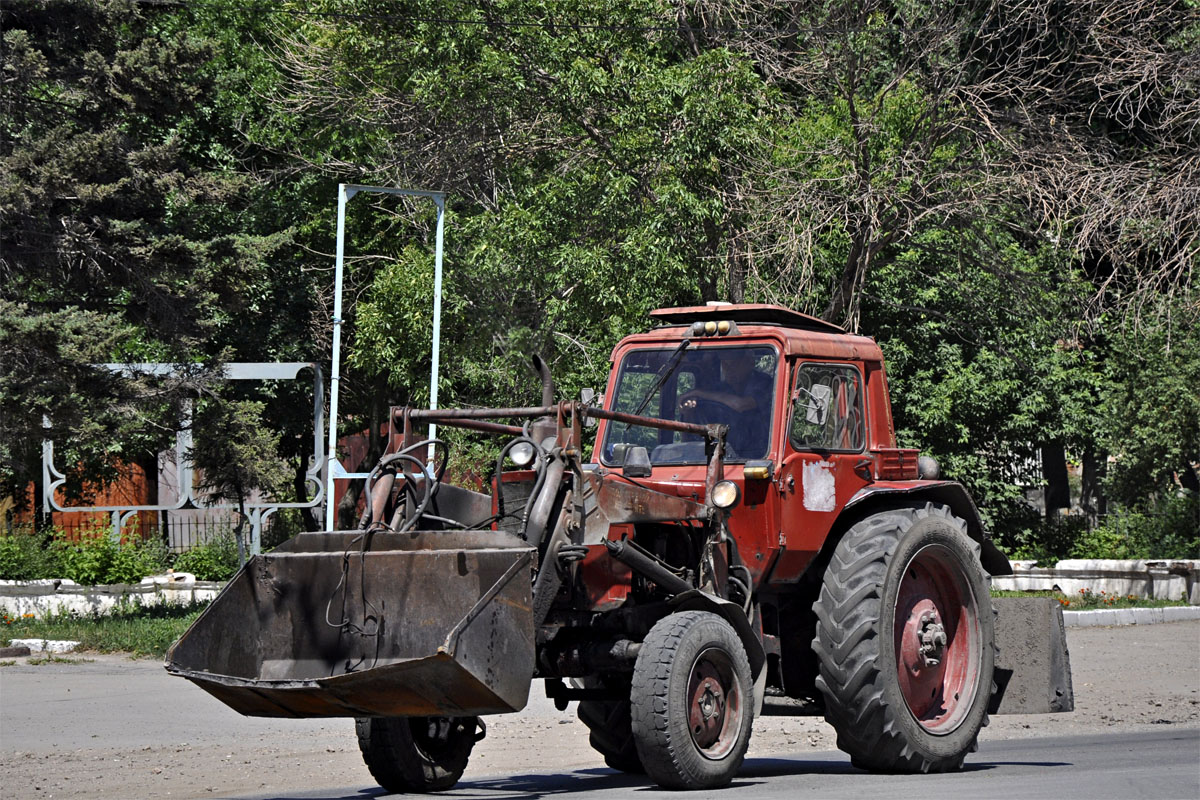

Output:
xmin=630 ymin=610 xmax=754 ymax=790
xmin=355 ymin=715 xmax=480 ymax=793
xmin=812 ymin=503 xmax=994 ymax=773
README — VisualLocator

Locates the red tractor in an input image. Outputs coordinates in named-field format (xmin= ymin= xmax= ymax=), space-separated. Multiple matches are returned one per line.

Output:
xmin=168 ymin=303 xmax=1072 ymax=792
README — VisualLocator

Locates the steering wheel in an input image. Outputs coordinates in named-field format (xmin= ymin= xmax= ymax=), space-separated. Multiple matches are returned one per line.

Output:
xmin=678 ymin=397 xmax=744 ymax=457
xmin=680 ymin=396 xmax=736 ymax=427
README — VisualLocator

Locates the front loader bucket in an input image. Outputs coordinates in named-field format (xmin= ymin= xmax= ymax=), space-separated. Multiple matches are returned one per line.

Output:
xmin=165 ymin=530 xmax=536 ymax=718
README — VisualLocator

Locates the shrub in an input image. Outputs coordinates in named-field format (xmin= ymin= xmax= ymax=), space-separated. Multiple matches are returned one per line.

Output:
xmin=1078 ymin=491 xmax=1200 ymax=560
xmin=994 ymin=512 xmax=1089 ymax=566
xmin=172 ymin=532 xmax=241 ymax=581
xmin=0 ymin=528 xmax=168 ymax=584
xmin=0 ymin=531 xmax=61 ymax=580
xmin=52 ymin=529 xmax=168 ymax=585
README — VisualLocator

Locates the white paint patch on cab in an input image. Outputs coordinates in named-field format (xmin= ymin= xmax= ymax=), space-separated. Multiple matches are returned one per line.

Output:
xmin=802 ymin=460 xmax=837 ymax=512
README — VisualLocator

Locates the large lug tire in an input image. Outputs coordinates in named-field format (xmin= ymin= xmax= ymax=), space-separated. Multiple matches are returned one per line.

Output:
xmin=812 ymin=503 xmax=995 ymax=773
xmin=355 ymin=716 xmax=478 ymax=793
xmin=577 ymin=689 xmax=645 ymax=774
xmin=630 ymin=610 xmax=755 ymax=790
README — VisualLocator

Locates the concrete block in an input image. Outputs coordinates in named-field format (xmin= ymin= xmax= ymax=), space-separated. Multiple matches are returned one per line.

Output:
xmin=1163 ymin=606 xmax=1200 ymax=623
xmin=140 ymin=572 xmax=196 ymax=586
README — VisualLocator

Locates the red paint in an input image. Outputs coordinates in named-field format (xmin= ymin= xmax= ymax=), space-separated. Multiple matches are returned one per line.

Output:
xmin=594 ymin=307 xmax=912 ymax=591
xmin=893 ymin=544 xmax=981 ymax=732
xmin=577 ymin=528 xmax=634 ymax=609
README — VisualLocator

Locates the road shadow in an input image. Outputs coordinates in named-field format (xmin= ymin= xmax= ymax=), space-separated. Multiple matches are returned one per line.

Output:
xmin=233 ymin=789 xmax=385 ymax=800
xmin=232 ymin=754 xmax=1072 ymax=799
xmin=237 ymin=767 xmax=760 ymax=799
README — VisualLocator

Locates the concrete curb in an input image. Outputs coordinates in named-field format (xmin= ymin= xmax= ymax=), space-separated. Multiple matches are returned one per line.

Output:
xmin=9 ymin=638 xmax=81 ymax=653
xmin=992 ymin=559 xmax=1200 ymax=605
xmin=0 ymin=579 xmax=224 ymax=618
xmin=1062 ymin=605 xmax=1200 ymax=628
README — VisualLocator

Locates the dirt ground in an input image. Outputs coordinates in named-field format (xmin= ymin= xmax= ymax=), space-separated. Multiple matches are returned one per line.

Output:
xmin=1 ymin=621 xmax=1197 ymax=799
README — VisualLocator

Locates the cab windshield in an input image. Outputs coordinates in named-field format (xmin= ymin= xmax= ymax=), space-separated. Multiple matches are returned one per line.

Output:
xmin=601 ymin=345 xmax=777 ymax=465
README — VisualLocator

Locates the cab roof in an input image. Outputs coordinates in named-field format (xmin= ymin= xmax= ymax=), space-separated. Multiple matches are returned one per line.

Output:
xmin=613 ymin=303 xmax=884 ymax=362
xmin=649 ymin=303 xmax=844 ymax=334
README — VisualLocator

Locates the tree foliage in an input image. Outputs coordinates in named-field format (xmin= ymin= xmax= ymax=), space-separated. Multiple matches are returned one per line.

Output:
xmin=2 ymin=0 xmax=1195 ymax=546
xmin=1 ymin=0 xmax=301 ymax=510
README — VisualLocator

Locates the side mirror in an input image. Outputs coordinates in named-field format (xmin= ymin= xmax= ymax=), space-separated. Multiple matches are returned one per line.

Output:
xmin=580 ymin=388 xmax=597 ymax=428
xmin=622 ymin=446 xmax=652 ymax=478
xmin=805 ymin=384 xmax=831 ymax=426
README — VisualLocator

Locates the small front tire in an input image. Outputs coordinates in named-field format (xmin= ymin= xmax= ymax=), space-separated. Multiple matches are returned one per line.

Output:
xmin=630 ymin=610 xmax=754 ymax=790
xmin=355 ymin=716 xmax=478 ymax=793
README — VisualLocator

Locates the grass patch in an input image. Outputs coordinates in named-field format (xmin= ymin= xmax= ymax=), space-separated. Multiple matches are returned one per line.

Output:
xmin=0 ymin=659 xmax=15 ymax=667
xmin=27 ymin=655 xmax=94 ymax=665
xmin=1 ymin=601 xmax=208 ymax=659
xmin=991 ymin=588 xmax=1190 ymax=611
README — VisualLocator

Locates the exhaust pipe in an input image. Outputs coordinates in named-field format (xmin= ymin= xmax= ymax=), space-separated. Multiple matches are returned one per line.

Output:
xmin=529 ymin=355 xmax=556 ymax=446
xmin=531 ymin=354 xmax=555 ymax=406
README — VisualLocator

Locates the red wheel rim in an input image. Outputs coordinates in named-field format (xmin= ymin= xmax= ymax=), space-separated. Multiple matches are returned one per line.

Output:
xmin=686 ymin=647 xmax=743 ymax=759
xmin=894 ymin=544 xmax=981 ymax=734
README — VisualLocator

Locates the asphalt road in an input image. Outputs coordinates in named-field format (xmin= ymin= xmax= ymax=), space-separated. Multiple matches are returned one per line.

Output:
xmin=2 ymin=620 xmax=1197 ymax=799
xmin=233 ymin=729 xmax=1200 ymax=800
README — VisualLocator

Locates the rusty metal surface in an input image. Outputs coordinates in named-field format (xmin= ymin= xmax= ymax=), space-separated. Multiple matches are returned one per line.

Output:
xmin=604 ymin=537 xmax=694 ymax=596
xmin=405 ymin=402 xmax=718 ymax=441
xmin=165 ymin=530 xmax=536 ymax=718
xmin=585 ymin=406 xmax=717 ymax=439
xmin=990 ymin=597 xmax=1075 ymax=714
xmin=408 ymin=405 xmax=557 ymax=420
xmin=580 ymin=474 xmax=708 ymax=542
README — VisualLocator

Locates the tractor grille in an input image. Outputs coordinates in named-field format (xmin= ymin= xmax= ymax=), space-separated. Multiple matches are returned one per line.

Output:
xmin=498 ymin=476 xmax=535 ymax=537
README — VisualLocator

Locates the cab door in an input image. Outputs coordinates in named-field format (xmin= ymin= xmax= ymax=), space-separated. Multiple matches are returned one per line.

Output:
xmin=768 ymin=362 xmax=871 ymax=584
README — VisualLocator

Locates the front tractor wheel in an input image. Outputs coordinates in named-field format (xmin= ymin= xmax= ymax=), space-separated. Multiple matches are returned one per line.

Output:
xmin=630 ymin=610 xmax=754 ymax=790
xmin=812 ymin=503 xmax=994 ymax=773
xmin=355 ymin=715 xmax=479 ymax=793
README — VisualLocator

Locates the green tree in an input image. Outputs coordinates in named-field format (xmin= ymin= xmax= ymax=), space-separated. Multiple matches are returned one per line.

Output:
xmin=0 ymin=1 xmax=318 ymax=520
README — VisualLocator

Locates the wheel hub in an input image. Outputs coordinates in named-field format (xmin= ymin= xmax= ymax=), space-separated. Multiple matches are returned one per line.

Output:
xmin=916 ymin=610 xmax=948 ymax=667
xmin=689 ymin=671 xmax=727 ymax=747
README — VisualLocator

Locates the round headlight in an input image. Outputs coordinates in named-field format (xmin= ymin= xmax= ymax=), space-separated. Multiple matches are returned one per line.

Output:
xmin=710 ymin=479 xmax=741 ymax=510
xmin=509 ymin=441 xmax=536 ymax=467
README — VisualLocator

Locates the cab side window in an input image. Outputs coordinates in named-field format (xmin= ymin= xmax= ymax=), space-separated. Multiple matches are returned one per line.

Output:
xmin=790 ymin=364 xmax=864 ymax=452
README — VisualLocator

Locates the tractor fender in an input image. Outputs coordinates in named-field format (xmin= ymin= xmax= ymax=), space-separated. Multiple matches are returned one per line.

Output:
xmin=667 ymin=590 xmax=767 ymax=680
xmin=843 ymin=480 xmax=1012 ymax=576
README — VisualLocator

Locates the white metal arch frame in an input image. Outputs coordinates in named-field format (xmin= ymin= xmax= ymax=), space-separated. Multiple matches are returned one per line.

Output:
xmin=41 ymin=362 xmax=326 ymax=557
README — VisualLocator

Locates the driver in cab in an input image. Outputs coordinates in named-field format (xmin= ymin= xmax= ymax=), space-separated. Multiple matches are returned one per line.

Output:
xmin=677 ymin=350 xmax=772 ymax=457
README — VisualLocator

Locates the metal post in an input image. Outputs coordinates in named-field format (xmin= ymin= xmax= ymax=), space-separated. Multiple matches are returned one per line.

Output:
xmin=427 ymin=196 xmax=445 ymax=462
xmin=326 ymin=184 xmax=356 ymax=531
